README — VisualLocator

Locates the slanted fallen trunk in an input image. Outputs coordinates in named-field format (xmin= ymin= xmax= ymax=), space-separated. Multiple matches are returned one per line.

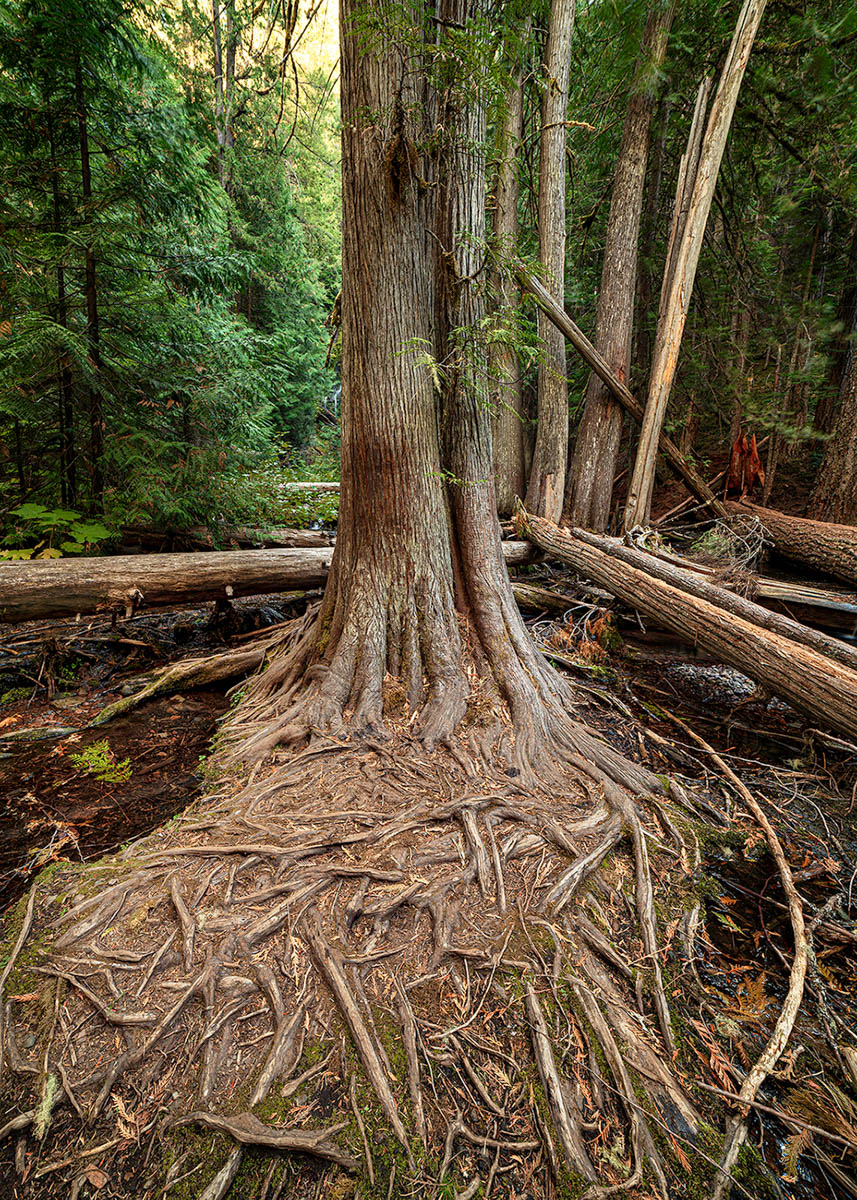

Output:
xmin=0 ymin=543 xmax=532 ymax=624
xmin=521 ymin=511 xmax=857 ymax=738
xmin=572 ymin=526 xmax=857 ymax=674
xmin=725 ymin=500 xmax=857 ymax=589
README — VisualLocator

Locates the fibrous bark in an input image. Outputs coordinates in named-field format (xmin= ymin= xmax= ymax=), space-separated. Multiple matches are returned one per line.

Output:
xmin=525 ymin=0 xmax=574 ymax=521
xmin=490 ymin=78 xmax=526 ymax=515
xmin=566 ymin=1 xmax=676 ymax=531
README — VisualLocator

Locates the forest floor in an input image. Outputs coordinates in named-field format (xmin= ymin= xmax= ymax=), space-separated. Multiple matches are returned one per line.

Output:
xmin=1 ymin=566 xmax=855 ymax=1198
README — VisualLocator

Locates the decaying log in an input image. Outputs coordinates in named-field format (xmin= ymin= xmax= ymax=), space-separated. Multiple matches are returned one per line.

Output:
xmin=630 ymin=535 xmax=857 ymax=630
xmin=0 ymin=543 xmax=532 ymax=624
xmin=522 ymin=511 xmax=857 ymax=739
xmin=574 ymin=528 xmax=857 ymax=673
xmin=518 ymin=268 xmax=727 ymax=518
xmin=725 ymin=500 xmax=857 ymax=589
xmin=511 ymin=582 xmax=584 ymax=614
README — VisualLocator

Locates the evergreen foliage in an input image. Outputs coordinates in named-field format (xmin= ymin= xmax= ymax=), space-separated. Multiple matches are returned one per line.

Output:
xmin=0 ymin=0 xmax=338 ymax=535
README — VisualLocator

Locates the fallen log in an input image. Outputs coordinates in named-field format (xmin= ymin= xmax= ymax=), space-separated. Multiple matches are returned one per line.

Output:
xmin=122 ymin=525 xmax=332 ymax=551
xmin=214 ymin=526 xmax=332 ymax=548
xmin=725 ymin=500 xmax=857 ymax=589
xmin=0 ymin=542 xmax=532 ymax=624
xmin=572 ymin=527 xmax=857 ymax=673
xmin=624 ymin=537 xmax=854 ymax=638
xmin=521 ymin=511 xmax=857 ymax=739
xmin=512 ymin=583 xmax=587 ymax=614
xmin=517 ymin=268 xmax=727 ymax=518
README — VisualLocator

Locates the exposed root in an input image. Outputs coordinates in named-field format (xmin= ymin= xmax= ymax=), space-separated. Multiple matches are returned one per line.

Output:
xmin=172 ymin=1111 xmax=358 ymax=1170
xmin=667 ymin=717 xmax=809 ymax=1200
xmin=0 ymin=731 xmax=707 ymax=1197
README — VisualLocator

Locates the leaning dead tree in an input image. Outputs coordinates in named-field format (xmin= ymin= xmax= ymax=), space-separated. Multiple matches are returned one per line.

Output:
xmin=623 ymin=0 xmax=768 ymax=530
xmin=0 ymin=7 xmax=806 ymax=1200
xmin=519 ymin=268 xmax=727 ymax=516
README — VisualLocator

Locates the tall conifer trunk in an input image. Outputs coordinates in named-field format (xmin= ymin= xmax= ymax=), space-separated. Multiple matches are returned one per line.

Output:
xmin=525 ymin=0 xmax=574 ymax=521
xmin=74 ymin=51 xmax=104 ymax=508
xmin=565 ymin=2 xmax=675 ymax=531
xmin=809 ymin=347 xmax=857 ymax=523
xmin=234 ymin=0 xmax=652 ymax=791
xmin=47 ymin=109 xmax=76 ymax=507
xmin=490 ymin=80 xmax=526 ymax=515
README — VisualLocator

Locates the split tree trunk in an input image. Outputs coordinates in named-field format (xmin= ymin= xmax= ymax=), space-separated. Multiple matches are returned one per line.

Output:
xmin=566 ymin=1 xmax=675 ymax=531
xmin=525 ymin=0 xmax=574 ymax=521
xmin=727 ymin=499 xmax=857 ymax=588
xmin=490 ymin=79 xmax=526 ymax=515
xmin=624 ymin=0 xmax=768 ymax=529
xmin=0 ymin=543 xmax=533 ymax=623
xmin=523 ymin=511 xmax=857 ymax=739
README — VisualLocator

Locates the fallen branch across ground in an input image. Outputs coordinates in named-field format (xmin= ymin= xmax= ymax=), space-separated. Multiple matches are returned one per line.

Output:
xmin=656 ymin=712 xmax=807 ymax=1200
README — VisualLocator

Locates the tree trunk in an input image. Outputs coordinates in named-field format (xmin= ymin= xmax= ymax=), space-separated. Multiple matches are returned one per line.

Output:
xmin=727 ymin=499 xmax=857 ymax=587
xmin=47 ymin=109 xmax=76 ymax=508
xmin=624 ymin=0 xmax=768 ymax=529
xmin=523 ymin=511 xmax=857 ymax=739
xmin=814 ymin=222 xmax=857 ymax=437
xmin=566 ymin=1 xmax=675 ymax=531
xmin=12 ymin=419 xmax=26 ymax=501
xmin=226 ymin=0 xmax=655 ymax=792
xmin=211 ymin=0 xmax=232 ymax=189
xmin=490 ymin=80 xmax=526 ymax=515
xmin=74 ymin=51 xmax=104 ymax=509
xmin=525 ymin=0 xmax=574 ymax=521
xmin=633 ymin=94 xmax=669 ymax=389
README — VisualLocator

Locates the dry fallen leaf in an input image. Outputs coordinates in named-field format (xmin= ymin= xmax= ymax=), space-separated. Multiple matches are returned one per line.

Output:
xmin=84 ymin=1165 xmax=107 ymax=1189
